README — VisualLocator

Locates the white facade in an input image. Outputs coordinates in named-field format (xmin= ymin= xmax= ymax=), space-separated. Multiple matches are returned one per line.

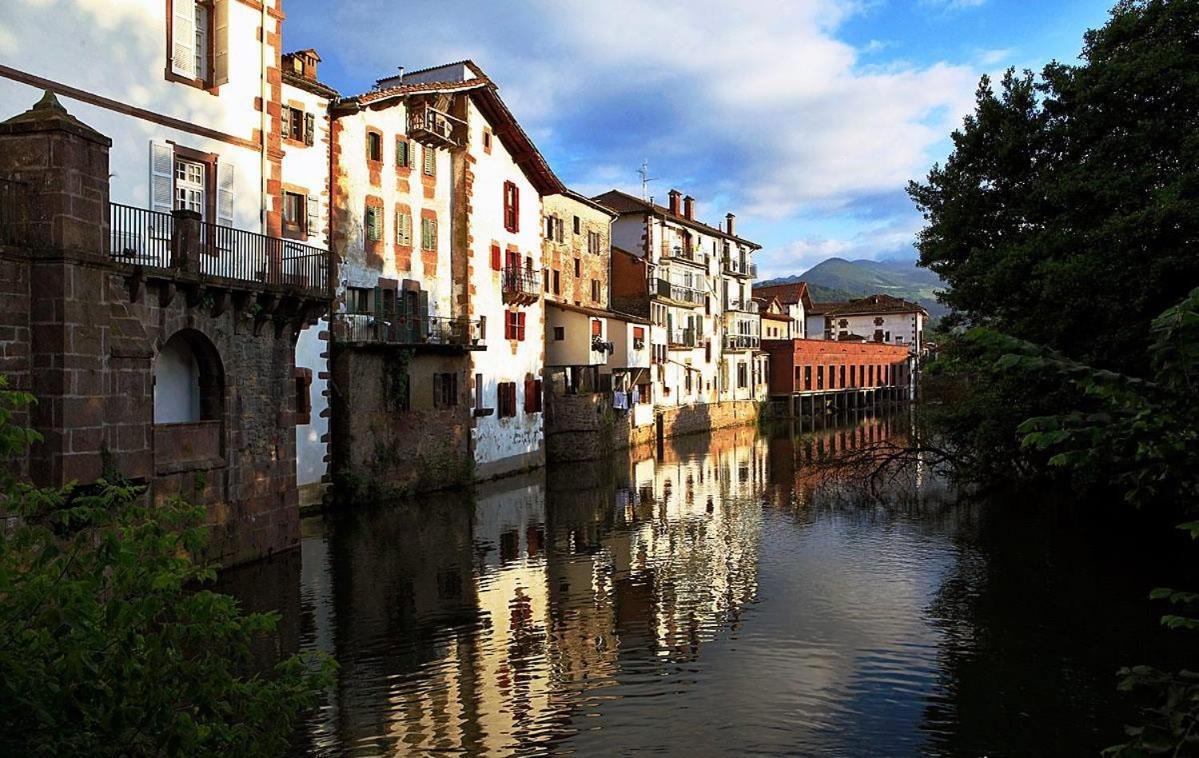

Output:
xmin=1 ymin=0 xmax=277 ymax=233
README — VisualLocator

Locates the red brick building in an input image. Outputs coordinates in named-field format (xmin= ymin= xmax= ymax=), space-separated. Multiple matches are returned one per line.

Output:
xmin=761 ymin=338 xmax=912 ymax=396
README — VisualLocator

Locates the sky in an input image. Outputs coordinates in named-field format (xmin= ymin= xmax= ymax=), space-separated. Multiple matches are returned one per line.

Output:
xmin=282 ymin=0 xmax=1114 ymax=280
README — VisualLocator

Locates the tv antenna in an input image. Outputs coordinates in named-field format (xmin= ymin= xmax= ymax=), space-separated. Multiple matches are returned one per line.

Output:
xmin=638 ymin=159 xmax=658 ymax=201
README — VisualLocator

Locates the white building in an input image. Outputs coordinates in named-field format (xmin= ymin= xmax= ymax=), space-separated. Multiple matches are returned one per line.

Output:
xmin=815 ymin=294 xmax=928 ymax=354
xmin=599 ymin=188 xmax=765 ymax=411
xmin=751 ymin=282 xmax=809 ymax=339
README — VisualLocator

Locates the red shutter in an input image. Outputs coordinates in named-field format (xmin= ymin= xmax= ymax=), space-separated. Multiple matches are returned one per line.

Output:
xmin=504 ymin=311 xmax=514 ymax=340
xmin=512 ymin=183 xmax=519 ymax=232
xmin=517 ymin=312 xmax=526 ymax=341
xmin=533 ymin=379 xmax=543 ymax=412
xmin=524 ymin=378 xmax=535 ymax=412
xmin=491 ymin=244 xmax=502 ymax=271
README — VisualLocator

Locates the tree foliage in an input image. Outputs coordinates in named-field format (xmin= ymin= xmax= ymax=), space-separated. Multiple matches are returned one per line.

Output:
xmin=0 ymin=380 xmax=333 ymax=756
xmin=909 ymin=0 xmax=1199 ymax=374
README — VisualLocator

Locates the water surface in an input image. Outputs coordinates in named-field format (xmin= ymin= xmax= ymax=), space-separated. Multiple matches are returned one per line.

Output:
xmin=223 ymin=414 xmax=1191 ymax=756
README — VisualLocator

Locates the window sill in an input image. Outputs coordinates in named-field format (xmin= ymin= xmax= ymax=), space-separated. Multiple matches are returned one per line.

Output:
xmin=164 ymin=68 xmax=218 ymax=95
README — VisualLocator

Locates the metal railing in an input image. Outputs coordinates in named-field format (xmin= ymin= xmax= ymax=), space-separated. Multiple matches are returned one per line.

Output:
xmin=655 ymin=278 xmax=703 ymax=305
xmin=341 ymin=313 xmax=484 ymax=347
xmin=0 ymin=178 xmax=29 ymax=246
xmin=108 ymin=203 xmax=329 ymax=294
xmin=722 ymin=257 xmax=757 ymax=278
xmin=502 ymin=266 xmax=541 ymax=297
xmin=724 ymin=334 xmax=760 ymax=351
xmin=668 ymin=327 xmax=696 ymax=347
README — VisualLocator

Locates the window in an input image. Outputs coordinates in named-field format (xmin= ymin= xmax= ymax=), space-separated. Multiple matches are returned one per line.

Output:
xmin=505 ymin=310 xmax=526 ymax=341
xmin=482 ymin=129 xmax=493 ymax=152
xmin=552 ymin=270 xmax=561 ymax=294
xmin=591 ymin=279 xmax=600 ymax=302
xmin=497 ymin=381 xmax=517 ymax=418
xmin=803 ymin=365 xmax=812 ymax=390
xmin=545 ymin=216 xmax=564 ymax=243
xmin=573 ymin=216 xmax=581 ymax=235
xmin=282 ymin=106 xmax=314 ymax=145
xmin=294 ymin=367 xmax=312 ymax=426
xmin=553 ymin=326 xmax=564 ymax=341
xmin=283 ymin=191 xmax=306 ymax=236
xmin=395 ymin=208 xmax=412 ymax=246
xmin=524 ymin=378 xmax=543 ymax=413
xmin=396 ymin=137 xmax=413 ymax=168
xmin=849 ymin=365 xmax=856 ymax=387
xmin=433 ymin=372 xmax=458 ymax=409
xmin=367 ymin=131 xmax=383 ymax=162
xmin=175 ymin=158 xmax=206 ymax=217
xmin=364 ymin=205 xmax=382 ymax=242
xmin=591 ymin=319 xmax=602 ymax=337
xmin=588 ymin=230 xmax=601 ymax=254
xmin=421 ymin=216 xmax=437 ymax=250
xmin=168 ymin=0 xmax=223 ymax=88
xmin=737 ymin=363 xmax=748 ymax=388
xmin=503 ymin=181 xmax=520 ymax=232
xmin=422 ymin=146 xmax=436 ymax=176
xmin=475 ymin=372 xmax=485 ymax=411
xmin=573 ymin=259 xmax=580 ymax=278
xmin=347 ymin=287 xmax=372 ymax=314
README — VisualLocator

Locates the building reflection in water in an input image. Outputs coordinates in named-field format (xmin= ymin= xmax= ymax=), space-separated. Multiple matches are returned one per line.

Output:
xmin=240 ymin=412 xmax=915 ymax=755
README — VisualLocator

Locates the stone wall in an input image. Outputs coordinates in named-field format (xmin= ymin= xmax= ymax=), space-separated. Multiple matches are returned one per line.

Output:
xmin=329 ymin=347 xmax=473 ymax=498
xmin=545 ymin=391 xmax=761 ymax=461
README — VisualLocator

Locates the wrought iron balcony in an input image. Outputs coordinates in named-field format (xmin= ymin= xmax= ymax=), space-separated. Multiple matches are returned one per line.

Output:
xmin=722 ymin=256 xmax=756 ymax=278
xmin=107 ymin=203 xmax=329 ymax=296
xmin=502 ymin=266 xmax=541 ymax=305
xmin=654 ymin=277 xmax=703 ymax=306
xmin=724 ymin=334 xmax=760 ymax=351
xmin=339 ymin=313 xmax=485 ymax=350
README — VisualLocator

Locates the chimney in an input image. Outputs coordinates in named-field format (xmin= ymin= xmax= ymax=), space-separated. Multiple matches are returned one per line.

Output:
xmin=668 ymin=189 xmax=681 ymax=216
xmin=726 ymin=212 xmax=736 ymax=236
xmin=683 ymin=195 xmax=694 ymax=220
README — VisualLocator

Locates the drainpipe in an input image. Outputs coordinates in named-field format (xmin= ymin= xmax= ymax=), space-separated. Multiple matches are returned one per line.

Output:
xmin=260 ymin=1 xmax=269 ymax=232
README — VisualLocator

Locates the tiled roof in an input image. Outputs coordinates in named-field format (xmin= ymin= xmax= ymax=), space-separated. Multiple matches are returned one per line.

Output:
xmin=752 ymin=281 xmax=809 ymax=306
xmin=823 ymin=294 xmax=928 ymax=317
xmin=350 ymin=78 xmax=489 ymax=105
xmin=805 ymin=301 xmax=840 ymax=315
xmin=590 ymin=189 xmax=761 ymax=250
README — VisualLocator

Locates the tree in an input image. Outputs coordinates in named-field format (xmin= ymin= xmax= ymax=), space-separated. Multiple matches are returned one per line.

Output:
xmin=0 ymin=377 xmax=334 ymax=756
xmin=909 ymin=0 xmax=1199 ymax=375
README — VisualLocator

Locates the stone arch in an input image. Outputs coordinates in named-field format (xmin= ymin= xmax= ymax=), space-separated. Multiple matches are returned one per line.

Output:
xmin=153 ymin=329 xmax=225 ymax=424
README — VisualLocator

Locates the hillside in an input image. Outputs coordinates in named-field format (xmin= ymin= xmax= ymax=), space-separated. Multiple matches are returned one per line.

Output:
xmin=760 ymin=257 xmax=948 ymax=318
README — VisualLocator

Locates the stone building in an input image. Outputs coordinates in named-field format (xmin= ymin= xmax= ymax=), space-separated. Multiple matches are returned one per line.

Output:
xmin=325 ymin=61 xmax=564 ymax=494
xmin=818 ymin=294 xmax=928 ymax=354
xmin=0 ymin=94 xmax=327 ymax=566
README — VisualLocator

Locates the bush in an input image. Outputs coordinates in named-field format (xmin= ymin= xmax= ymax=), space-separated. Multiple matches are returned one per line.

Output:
xmin=0 ymin=379 xmax=333 ymax=756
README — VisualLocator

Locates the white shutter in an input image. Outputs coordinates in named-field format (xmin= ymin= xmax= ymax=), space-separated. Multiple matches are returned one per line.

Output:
xmin=307 ymin=195 xmax=319 ymax=238
xmin=172 ymin=0 xmax=197 ymax=78
xmin=213 ymin=0 xmax=229 ymax=86
xmin=149 ymin=141 xmax=174 ymax=241
xmin=216 ymin=160 xmax=234 ymax=227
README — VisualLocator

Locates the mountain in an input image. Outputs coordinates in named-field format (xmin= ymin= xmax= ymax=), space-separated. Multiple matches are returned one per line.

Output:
xmin=760 ymin=257 xmax=948 ymax=319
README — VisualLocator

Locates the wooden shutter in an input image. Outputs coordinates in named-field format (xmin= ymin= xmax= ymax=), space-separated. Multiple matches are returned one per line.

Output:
xmin=172 ymin=0 xmax=197 ymax=78
xmin=417 ymin=290 xmax=429 ymax=337
xmin=306 ymin=195 xmax=319 ymax=237
xmin=396 ymin=210 xmax=411 ymax=246
xmin=304 ymin=112 xmax=316 ymax=146
xmin=213 ymin=0 xmax=229 ymax=85
xmin=149 ymin=141 xmax=174 ymax=240
xmin=517 ymin=312 xmax=526 ymax=341
xmin=504 ymin=311 xmax=513 ymax=340
xmin=216 ymin=160 xmax=234 ymax=228
xmin=524 ymin=378 xmax=536 ymax=412
xmin=490 ymin=244 xmax=501 ymax=271
xmin=423 ymin=147 xmax=434 ymax=175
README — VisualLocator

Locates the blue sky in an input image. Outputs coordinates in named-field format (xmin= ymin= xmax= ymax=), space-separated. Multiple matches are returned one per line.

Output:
xmin=283 ymin=0 xmax=1112 ymax=278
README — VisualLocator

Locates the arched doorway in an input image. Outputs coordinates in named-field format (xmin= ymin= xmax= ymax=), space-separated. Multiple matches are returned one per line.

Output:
xmin=154 ymin=330 xmax=224 ymax=423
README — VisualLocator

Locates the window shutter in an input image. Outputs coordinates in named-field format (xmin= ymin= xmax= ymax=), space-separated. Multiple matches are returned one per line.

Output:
xmin=216 ymin=160 xmax=234 ymax=228
xmin=491 ymin=244 xmax=502 ymax=271
xmin=428 ymin=217 xmax=436 ymax=249
xmin=433 ymin=373 xmax=442 ymax=407
xmin=417 ymin=290 xmax=429 ymax=335
xmin=504 ymin=312 xmax=513 ymax=340
xmin=373 ymin=286 xmax=383 ymax=318
xmin=304 ymin=112 xmax=316 ymax=146
xmin=423 ymin=147 xmax=434 ymax=175
xmin=213 ymin=0 xmax=229 ymax=85
xmin=149 ymin=141 xmax=174 ymax=240
xmin=172 ymin=0 xmax=197 ymax=78
xmin=517 ymin=312 xmax=526 ymax=341
xmin=524 ymin=379 xmax=535 ymax=413
xmin=306 ymin=195 xmax=319 ymax=237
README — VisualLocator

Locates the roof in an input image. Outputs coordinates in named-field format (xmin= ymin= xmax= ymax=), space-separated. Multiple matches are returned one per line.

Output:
xmin=806 ymin=301 xmax=839 ymax=315
xmin=591 ymin=189 xmax=761 ymax=250
xmin=282 ymin=70 xmax=339 ymax=100
xmin=558 ymin=188 xmax=618 ymax=218
xmin=823 ymin=294 xmax=928 ymax=318
xmin=752 ymin=281 xmax=809 ymax=307
xmin=548 ymin=301 xmax=651 ymax=325
xmin=335 ymin=61 xmax=564 ymax=196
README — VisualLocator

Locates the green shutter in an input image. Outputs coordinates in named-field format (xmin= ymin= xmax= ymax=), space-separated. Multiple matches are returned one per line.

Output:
xmin=304 ymin=112 xmax=315 ymax=146
xmin=373 ymin=286 xmax=383 ymax=318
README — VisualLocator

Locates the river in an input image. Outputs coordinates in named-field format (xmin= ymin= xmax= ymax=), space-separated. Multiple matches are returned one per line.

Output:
xmin=221 ymin=412 xmax=1192 ymax=756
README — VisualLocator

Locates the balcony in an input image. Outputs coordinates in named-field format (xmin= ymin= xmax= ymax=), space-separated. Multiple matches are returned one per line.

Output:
xmin=668 ymin=327 xmax=697 ymax=348
xmin=724 ymin=334 xmax=760 ymax=351
xmin=339 ymin=314 xmax=485 ymax=351
xmin=662 ymin=242 xmax=706 ymax=267
xmin=108 ymin=204 xmax=329 ymax=298
xmin=502 ymin=266 xmax=541 ymax=306
xmin=654 ymin=277 xmax=703 ymax=307
xmin=722 ymin=257 xmax=757 ymax=278
xmin=407 ymin=101 xmax=464 ymax=148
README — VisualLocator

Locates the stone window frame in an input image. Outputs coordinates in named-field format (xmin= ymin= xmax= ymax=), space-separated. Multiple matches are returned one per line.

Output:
xmin=366 ymin=127 xmax=384 ymax=164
